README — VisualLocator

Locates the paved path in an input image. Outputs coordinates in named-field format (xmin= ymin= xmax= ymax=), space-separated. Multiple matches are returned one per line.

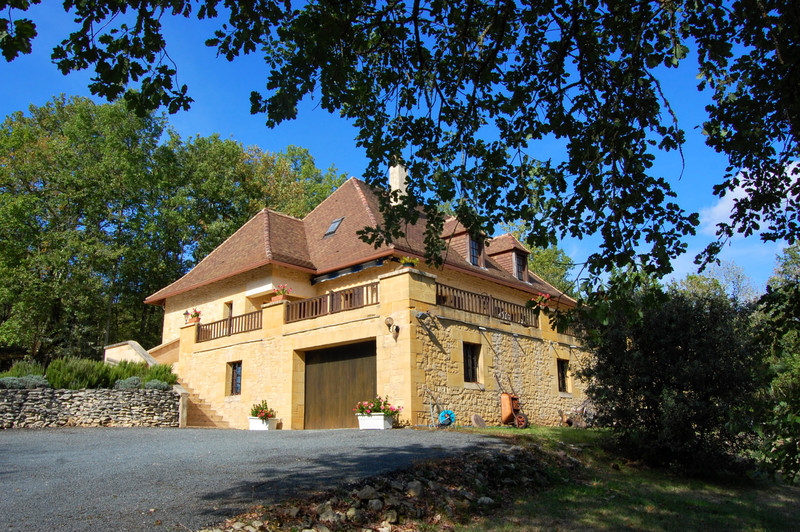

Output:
xmin=0 ymin=427 xmax=506 ymax=531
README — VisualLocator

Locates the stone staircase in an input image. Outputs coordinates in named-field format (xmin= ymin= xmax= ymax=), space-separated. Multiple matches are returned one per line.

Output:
xmin=180 ymin=381 xmax=230 ymax=428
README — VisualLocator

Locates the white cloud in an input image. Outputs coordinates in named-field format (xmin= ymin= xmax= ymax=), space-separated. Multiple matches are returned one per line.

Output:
xmin=698 ymin=186 xmax=746 ymax=237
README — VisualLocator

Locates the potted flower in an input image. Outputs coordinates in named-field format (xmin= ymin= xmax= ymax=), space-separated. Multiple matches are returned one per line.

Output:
xmin=248 ymin=400 xmax=279 ymax=430
xmin=526 ymin=292 xmax=551 ymax=314
xmin=399 ymin=256 xmax=419 ymax=268
xmin=353 ymin=395 xmax=402 ymax=430
xmin=186 ymin=308 xmax=201 ymax=324
xmin=271 ymin=284 xmax=292 ymax=302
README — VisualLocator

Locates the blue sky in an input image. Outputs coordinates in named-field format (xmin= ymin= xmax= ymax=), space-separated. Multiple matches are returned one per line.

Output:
xmin=0 ymin=6 xmax=786 ymax=293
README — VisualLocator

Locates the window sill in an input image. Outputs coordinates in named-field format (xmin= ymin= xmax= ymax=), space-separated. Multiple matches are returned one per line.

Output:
xmin=559 ymin=392 xmax=573 ymax=398
xmin=464 ymin=382 xmax=485 ymax=391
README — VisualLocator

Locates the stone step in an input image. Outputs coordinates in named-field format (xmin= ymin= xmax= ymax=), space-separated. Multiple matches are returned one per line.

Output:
xmin=179 ymin=380 xmax=229 ymax=429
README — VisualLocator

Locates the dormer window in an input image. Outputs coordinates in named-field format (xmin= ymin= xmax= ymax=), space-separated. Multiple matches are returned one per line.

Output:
xmin=469 ymin=235 xmax=483 ymax=266
xmin=516 ymin=253 xmax=527 ymax=281
xmin=324 ymin=217 xmax=344 ymax=238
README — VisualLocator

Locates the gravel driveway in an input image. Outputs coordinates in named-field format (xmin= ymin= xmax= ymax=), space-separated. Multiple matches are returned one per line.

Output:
xmin=0 ymin=427 xmax=507 ymax=531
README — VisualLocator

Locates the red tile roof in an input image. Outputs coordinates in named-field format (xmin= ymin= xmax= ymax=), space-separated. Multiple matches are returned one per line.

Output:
xmin=145 ymin=177 xmax=573 ymax=305
xmin=487 ymin=233 xmax=529 ymax=255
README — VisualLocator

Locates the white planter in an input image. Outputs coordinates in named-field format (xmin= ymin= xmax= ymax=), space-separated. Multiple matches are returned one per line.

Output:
xmin=356 ymin=413 xmax=393 ymax=430
xmin=248 ymin=416 xmax=279 ymax=431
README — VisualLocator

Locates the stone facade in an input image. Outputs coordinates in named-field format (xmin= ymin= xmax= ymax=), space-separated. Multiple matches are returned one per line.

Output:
xmin=166 ymin=264 xmax=587 ymax=430
xmin=0 ymin=388 xmax=181 ymax=429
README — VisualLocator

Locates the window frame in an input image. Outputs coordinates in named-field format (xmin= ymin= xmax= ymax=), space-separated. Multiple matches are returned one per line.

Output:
xmin=556 ymin=358 xmax=570 ymax=394
xmin=228 ymin=361 xmax=242 ymax=396
xmin=515 ymin=252 xmax=527 ymax=281
xmin=469 ymin=235 xmax=483 ymax=266
xmin=463 ymin=342 xmax=481 ymax=383
xmin=324 ymin=217 xmax=344 ymax=238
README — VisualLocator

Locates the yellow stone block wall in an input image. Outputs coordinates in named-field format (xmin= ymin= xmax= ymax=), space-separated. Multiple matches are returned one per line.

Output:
xmin=167 ymin=260 xmax=585 ymax=430
xmin=414 ymin=312 xmax=587 ymax=427
xmin=161 ymin=265 xmax=316 ymax=344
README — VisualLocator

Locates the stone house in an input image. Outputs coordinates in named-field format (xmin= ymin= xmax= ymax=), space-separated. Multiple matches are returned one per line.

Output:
xmin=113 ymin=175 xmax=586 ymax=429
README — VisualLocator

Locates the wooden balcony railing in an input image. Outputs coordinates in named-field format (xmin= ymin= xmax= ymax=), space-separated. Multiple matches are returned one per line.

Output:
xmin=435 ymin=283 xmax=539 ymax=328
xmin=197 ymin=310 xmax=262 ymax=343
xmin=285 ymin=282 xmax=379 ymax=323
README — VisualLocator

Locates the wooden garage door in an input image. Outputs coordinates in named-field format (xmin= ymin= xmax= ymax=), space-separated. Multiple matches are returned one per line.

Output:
xmin=304 ymin=341 xmax=376 ymax=429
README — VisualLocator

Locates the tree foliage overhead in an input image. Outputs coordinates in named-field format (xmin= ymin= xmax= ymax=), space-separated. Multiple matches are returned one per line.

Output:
xmin=0 ymin=96 xmax=344 ymax=363
xmin=3 ymin=1 xmax=797 ymax=296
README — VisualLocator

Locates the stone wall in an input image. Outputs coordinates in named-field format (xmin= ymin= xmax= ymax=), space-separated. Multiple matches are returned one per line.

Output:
xmin=414 ymin=312 xmax=588 ymax=427
xmin=0 ymin=388 xmax=181 ymax=429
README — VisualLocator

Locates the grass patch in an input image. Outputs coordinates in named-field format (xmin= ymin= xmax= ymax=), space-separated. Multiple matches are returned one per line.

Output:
xmin=454 ymin=426 xmax=800 ymax=532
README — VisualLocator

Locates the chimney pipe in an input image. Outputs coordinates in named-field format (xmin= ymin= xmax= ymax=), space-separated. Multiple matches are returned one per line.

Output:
xmin=389 ymin=164 xmax=407 ymax=204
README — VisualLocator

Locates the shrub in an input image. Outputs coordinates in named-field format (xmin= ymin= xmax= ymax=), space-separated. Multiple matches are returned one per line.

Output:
xmin=114 ymin=376 xmax=142 ymax=390
xmin=46 ymin=358 xmax=111 ymax=389
xmin=0 ymin=359 xmax=45 ymax=378
xmin=577 ymin=283 xmax=763 ymax=471
xmin=143 ymin=379 xmax=171 ymax=391
xmin=19 ymin=375 xmax=50 ymax=389
xmin=143 ymin=364 xmax=178 ymax=385
xmin=0 ymin=377 xmax=24 ymax=389
xmin=43 ymin=358 xmax=178 ymax=390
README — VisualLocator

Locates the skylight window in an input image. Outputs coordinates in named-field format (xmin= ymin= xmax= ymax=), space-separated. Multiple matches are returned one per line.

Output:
xmin=324 ymin=217 xmax=344 ymax=238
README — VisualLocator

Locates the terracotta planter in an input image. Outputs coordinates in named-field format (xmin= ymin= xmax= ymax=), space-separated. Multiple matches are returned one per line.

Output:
xmin=248 ymin=417 xmax=279 ymax=430
xmin=356 ymin=413 xmax=393 ymax=430
xmin=187 ymin=317 xmax=200 ymax=324
xmin=271 ymin=294 xmax=288 ymax=302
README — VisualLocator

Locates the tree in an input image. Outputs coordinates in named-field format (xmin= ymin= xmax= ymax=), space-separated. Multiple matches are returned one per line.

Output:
xmin=755 ymin=244 xmax=800 ymax=483
xmin=577 ymin=274 xmax=764 ymax=470
xmin=3 ymin=1 xmax=797 ymax=301
xmin=676 ymin=259 xmax=759 ymax=304
xmin=0 ymin=96 xmax=344 ymax=364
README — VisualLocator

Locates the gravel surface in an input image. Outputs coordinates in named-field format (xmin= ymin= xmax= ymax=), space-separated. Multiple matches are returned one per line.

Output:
xmin=0 ymin=427 xmax=507 ymax=531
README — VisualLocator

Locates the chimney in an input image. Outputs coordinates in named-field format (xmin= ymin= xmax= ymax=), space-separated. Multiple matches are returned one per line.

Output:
xmin=389 ymin=164 xmax=407 ymax=204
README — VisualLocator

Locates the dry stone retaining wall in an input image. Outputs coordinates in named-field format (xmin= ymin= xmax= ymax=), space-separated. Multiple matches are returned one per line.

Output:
xmin=0 ymin=388 xmax=180 ymax=429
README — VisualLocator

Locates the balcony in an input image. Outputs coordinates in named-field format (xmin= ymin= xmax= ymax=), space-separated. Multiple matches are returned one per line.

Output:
xmin=196 ymin=310 xmax=262 ymax=343
xmin=435 ymin=283 xmax=539 ymax=328
xmin=285 ymin=282 xmax=379 ymax=323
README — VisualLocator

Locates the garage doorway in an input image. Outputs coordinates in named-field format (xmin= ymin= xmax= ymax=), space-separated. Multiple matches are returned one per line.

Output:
xmin=304 ymin=340 xmax=377 ymax=429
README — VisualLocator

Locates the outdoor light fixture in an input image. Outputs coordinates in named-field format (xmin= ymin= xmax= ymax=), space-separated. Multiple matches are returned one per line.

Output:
xmin=183 ymin=310 xmax=190 ymax=324
xmin=384 ymin=316 xmax=394 ymax=330
xmin=416 ymin=311 xmax=430 ymax=320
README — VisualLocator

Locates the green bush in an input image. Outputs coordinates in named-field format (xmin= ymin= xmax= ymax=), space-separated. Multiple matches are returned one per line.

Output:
xmin=43 ymin=358 xmax=178 ymax=390
xmin=143 ymin=364 xmax=178 ymax=385
xmin=46 ymin=358 xmax=111 ymax=389
xmin=114 ymin=376 xmax=142 ymax=390
xmin=19 ymin=375 xmax=50 ymax=389
xmin=0 ymin=359 xmax=45 ymax=378
xmin=0 ymin=377 xmax=23 ymax=389
xmin=143 ymin=379 xmax=171 ymax=390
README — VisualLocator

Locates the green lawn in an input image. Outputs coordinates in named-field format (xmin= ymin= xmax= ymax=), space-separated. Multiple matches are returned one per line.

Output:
xmin=455 ymin=427 xmax=800 ymax=532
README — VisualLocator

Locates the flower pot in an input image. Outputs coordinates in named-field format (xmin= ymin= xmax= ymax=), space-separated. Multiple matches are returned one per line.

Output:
xmin=187 ymin=317 xmax=200 ymax=324
xmin=248 ymin=416 xmax=279 ymax=430
xmin=271 ymin=294 xmax=288 ymax=302
xmin=356 ymin=413 xmax=393 ymax=430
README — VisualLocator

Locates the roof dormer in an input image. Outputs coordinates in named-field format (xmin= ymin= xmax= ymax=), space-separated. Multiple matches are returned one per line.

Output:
xmin=487 ymin=233 xmax=530 ymax=282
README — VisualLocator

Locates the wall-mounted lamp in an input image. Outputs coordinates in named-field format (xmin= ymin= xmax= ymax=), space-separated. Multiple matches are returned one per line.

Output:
xmin=385 ymin=316 xmax=400 ymax=339
xmin=478 ymin=326 xmax=487 ymax=331
xmin=416 ymin=311 xmax=430 ymax=320
xmin=183 ymin=310 xmax=190 ymax=324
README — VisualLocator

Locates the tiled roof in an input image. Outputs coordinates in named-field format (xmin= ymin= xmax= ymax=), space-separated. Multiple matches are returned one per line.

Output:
xmin=487 ymin=233 xmax=529 ymax=255
xmin=145 ymin=177 xmax=573 ymax=305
